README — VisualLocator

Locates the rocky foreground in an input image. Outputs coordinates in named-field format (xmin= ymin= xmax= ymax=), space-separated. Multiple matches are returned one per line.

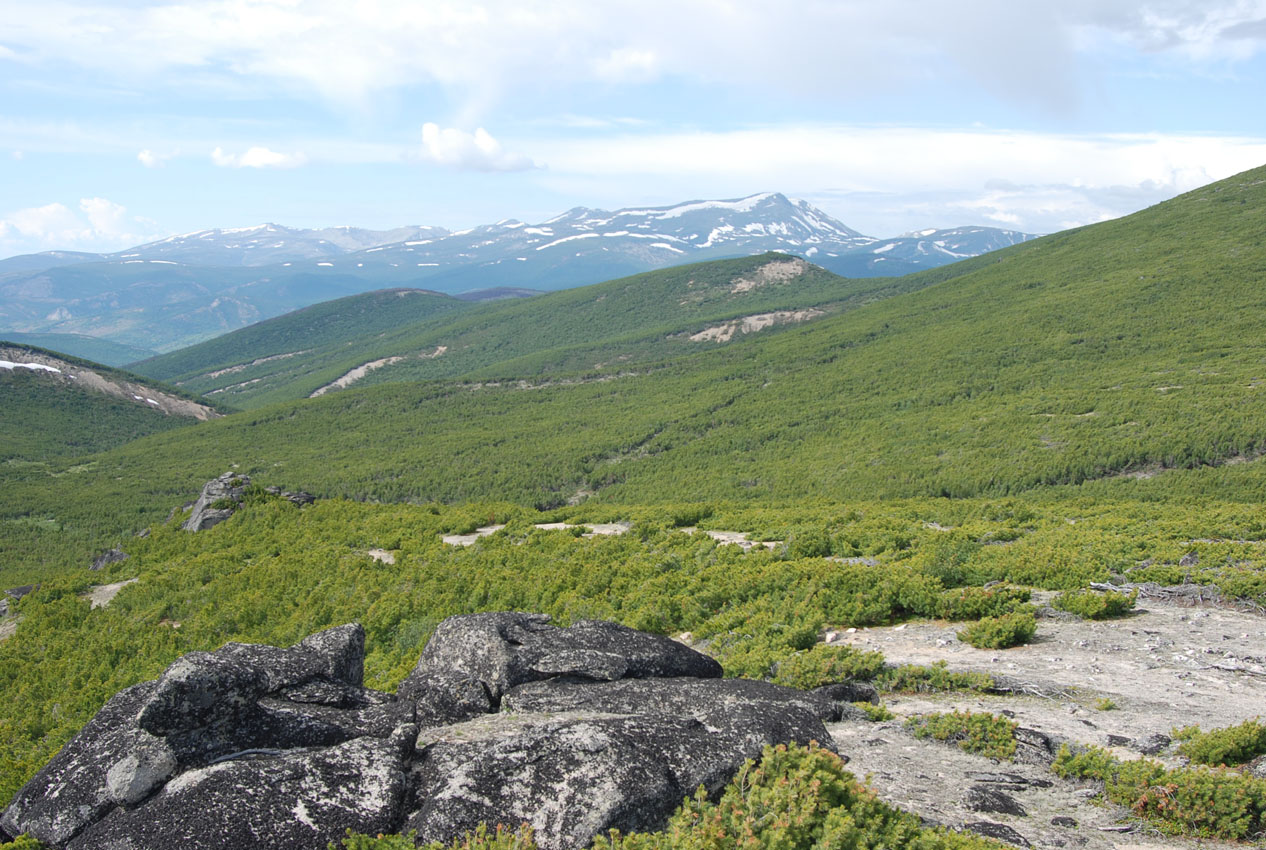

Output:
xmin=1 ymin=612 xmax=861 ymax=850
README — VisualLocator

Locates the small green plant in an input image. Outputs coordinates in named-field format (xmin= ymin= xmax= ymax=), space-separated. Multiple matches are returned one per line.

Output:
xmin=854 ymin=701 xmax=895 ymax=722
xmin=336 ymin=825 xmax=536 ymax=850
xmin=1172 ymin=719 xmax=1266 ymax=766
xmin=208 ymin=497 xmax=239 ymax=511
xmin=935 ymin=584 xmax=1031 ymax=620
xmin=0 ymin=837 xmax=47 ymax=850
xmin=906 ymin=711 xmax=1018 ymax=760
xmin=1094 ymin=697 xmax=1118 ymax=711
xmin=1051 ymin=588 xmax=1138 ymax=620
xmin=957 ymin=610 xmax=1036 ymax=649
xmin=874 ymin=661 xmax=995 ymax=694
xmin=1053 ymin=744 xmax=1266 ymax=839
xmin=770 ymin=644 xmax=887 ymax=689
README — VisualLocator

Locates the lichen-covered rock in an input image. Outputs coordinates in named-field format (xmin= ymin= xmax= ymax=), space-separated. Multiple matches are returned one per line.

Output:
xmin=67 ymin=731 xmax=413 ymax=850
xmin=415 ymin=612 xmax=721 ymax=698
xmin=182 ymin=472 xmax=249 ymax=532
xmin=395 ymin=670 xmax=495 ymax=728
xmin=90 ymin=548 xmax=128 ymax=571
xmin=407 ymin=712 xmax=742 ymax=850
xmin=0 ymin=682 xmax=176 ymax=846
xmin=503 ymin=676 xmax=841 ymax=745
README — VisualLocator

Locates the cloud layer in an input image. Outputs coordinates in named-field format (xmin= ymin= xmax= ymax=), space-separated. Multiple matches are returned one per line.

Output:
xmin=0 ymin=198 xmax=159 ymax=253
xmin=210 ymin=146 xmax=306 ymax=169
xmin=419 ymin=123 xmax=534 ymax=172
xmin=4 ymin=1 xmax=1265 ymax=113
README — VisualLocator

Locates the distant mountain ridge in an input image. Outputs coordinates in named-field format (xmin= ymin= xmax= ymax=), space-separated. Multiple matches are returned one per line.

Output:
xmin=0 ymin=193 xmax=1036 ymax=352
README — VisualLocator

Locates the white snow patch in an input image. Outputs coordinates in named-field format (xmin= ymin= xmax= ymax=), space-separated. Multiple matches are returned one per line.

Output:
xmin=873 ymin=243 xmax=896 ymax=254
xmin=523 ymin=227 xmax=554 ymax=236
xmin=619 ymin=193 xmax=775 ymax=220
xmin=650 ymin=242 xmax=684 ymax=253
xmin=535 ymin=233 xmax=600 ymax=251
xmin=0 ymin=360 xmax=61 ymax=374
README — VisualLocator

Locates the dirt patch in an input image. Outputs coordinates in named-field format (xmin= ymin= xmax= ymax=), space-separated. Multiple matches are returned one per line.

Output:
xmin=533 ymin=522 xmax=631 ymax=538
xmin=729 ymin=258 xmax=810 ymax=293
xmin=83 ymin=578 xmax=138 ymax=610
xmin=441 ymin=525 xmax=506 ymax=546
xmin=689 ymin=309 xmax=825 ymax=343
xmin=823 ymin=592 xmax=1266 ymax=849
xmin=310 ymin=356 xmax=406 ymax=397
xmin=203 ymin=350 xmax=312 ymax=380
xmin=0 ymin=617 xmax=17 ymax=642
xmin=680 ymin=529 xmax=780 ymax=550
xmin=366 ymin=549 xmax=396 ymax=565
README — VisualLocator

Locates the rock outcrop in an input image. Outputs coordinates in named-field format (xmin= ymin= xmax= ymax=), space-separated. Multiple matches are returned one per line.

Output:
xmin=182 ymin=473 xmax=315 ymax=532
xmin=2 ymin=613 xmax=838 ymax=850
xmin=90 ymin=548 xmax=129 ymax=571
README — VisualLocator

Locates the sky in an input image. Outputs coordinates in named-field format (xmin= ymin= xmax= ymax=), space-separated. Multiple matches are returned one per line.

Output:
xmin=2 ymin=0 xmax=1266 ymax=257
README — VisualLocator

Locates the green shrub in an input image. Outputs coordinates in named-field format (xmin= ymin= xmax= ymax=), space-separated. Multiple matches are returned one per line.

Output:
xmin=1172 ymin=719 xmax=1266 ymax=766
xmin=854 ymin=701 xmax=895 ymax=722
xmin=935 ymin=584 xmax=1031 ymax=620
xmin=770 ymin=644 xmax=887 ymax=689
xmin=957 ymin=611 xmax=1036 ymax=649
xmin=1051 ymin=588 xmax=1137 ymax=620
xmin=335 ymin=826 xmax=536 ymax=850
xmin=596 ymin=742 xmax=1000 ymax=850
xmin=1053 ymin=744 xmax=1266 ymax=839
xmin=0 ymin=836 xmax=47 ymax=850
xmin=906 ymin=711 xmax=1018 ymax=760
xmin=1094 ymin=697 xmax=1117 ymax=711
xmin=874 ymin=661 xmax=994 ymax=694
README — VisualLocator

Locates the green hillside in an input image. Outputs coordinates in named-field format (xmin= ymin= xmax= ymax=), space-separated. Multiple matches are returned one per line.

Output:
xmin=0 ymin=332 xmax=155 ymax=367
xmin=3 ymin=164 xmax=1266 ymax=588
xmin=135 ymin=255 xmax=921 ymax=408
xmin=132 ymin=288 xmax=471 ymax=393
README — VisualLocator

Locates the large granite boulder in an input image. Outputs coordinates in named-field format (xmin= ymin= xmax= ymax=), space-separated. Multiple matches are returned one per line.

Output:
xmin=4 ymin=613 xmax=841 ymax=850
xmin=409 ymin=611 xmax=722 ymax=699
xmin=68 ymin=730 xmax=414 ymax=850
xmin=182 ymin=472 xmax=249 ymax=531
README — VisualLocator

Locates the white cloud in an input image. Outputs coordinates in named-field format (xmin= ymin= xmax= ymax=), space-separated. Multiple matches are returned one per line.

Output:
xmin=4 ymin=1 xmax=1265 ymax=113
xmin=0 ymin=197 xmax=160 ymax=254
xmin=137 ymin=148 xmax=172 ymax=168
xmin=531 ymin=125 xmax=1266 ymax=235
xmin=210 ymin=146 xmax=306 ymax=168
xmin=419 ymin=123 xmax=534 ymax=172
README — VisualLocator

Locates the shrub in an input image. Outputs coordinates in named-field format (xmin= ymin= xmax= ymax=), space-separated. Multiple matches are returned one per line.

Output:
xmin=770 ymin=644 xmax=887 ymax=689
xmin=854 ymin=701 xmax=895 ymax=722
xmin=957 ymin=611 xmax=1036 ymax=649
xmin=1172 ymin=719 xmax=1266 ymax=766
xmin=1053 ymin=745 xmax=1266 ymax=839
xmin=935 ymin=584 xmax=1031 ymax=620
xmin=0 ymin=836 xmax=47 ymax=850
xmin=336 ymin=826 xmax=535 ymax=850
xmin=1094 ymin=697 xmax=1117 ymax=711
xmin=874 ymin=661 xmax=994 ymax=694
xmin=1051 ymin=588 xmax=1137 ymax=620
xmin=906 ymin=711 xmax=1018 ymax=760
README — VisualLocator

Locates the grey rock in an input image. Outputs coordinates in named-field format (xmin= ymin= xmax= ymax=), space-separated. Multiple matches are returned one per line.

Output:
xmin=1051 ymin=816 xmax=1078 ymax=828
xmin=91 ymin=548 xmax=129 ymax=571
xmin=416 ymin=612 xmax=721 ymax=698
xmin=182 ymin=472 xmax=248 ymax=532
xmin=1245 ymin=754 xmax=1266 ymax=779
xmin=1134 ymin=733 xmax=1170 ymax=756
xmin=1014 ymin=727 xmax=1056 ymax=766
xmin=69 ymin=732 xmax=411 ymax=850
xmin=964 ymin=821 xmax=1031 ymax=846
xmin=0 ymin=682 xmax=176 ymax=846
xmin=0 ymin=598 xmax=8 ymax=618
xmin=812 ymin=680 xmax=879 ymax=705
xmin=965 ymin=786 xmax=1027 ymax=816
xmin=395 ymin=670 xmax=495 ymax=728
xmin=3 ymin=584 xmax=36 ymax=600
xmin=263 ymin=485 xmax=316 ymax=507
xmin=502 ymin=676 xmax=839 ymax=747
xmin=407 ymin=711 xmax=761 ymax=850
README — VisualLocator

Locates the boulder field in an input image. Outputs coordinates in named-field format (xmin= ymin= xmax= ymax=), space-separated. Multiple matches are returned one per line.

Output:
xmin=2 ymin=612 xmax=853 ymax=850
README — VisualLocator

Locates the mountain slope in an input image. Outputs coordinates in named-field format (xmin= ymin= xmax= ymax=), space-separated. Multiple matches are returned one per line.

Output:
xmin=0 ymin=195 xmax=1034 ymax=353
xmin=5 ymin=163 xmax=1265 ymax=581
xmin=135 ymin=254 xmax=925 ymax=408
xmin=0 ymin=332 xmax=155 ymax=366
xmin=0 ymin=343 xmax=221 ymax=463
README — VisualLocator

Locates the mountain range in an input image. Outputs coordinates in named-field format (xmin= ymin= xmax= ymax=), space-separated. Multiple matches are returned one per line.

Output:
xmin=0 ymin=193 xmax=1033 ymax=353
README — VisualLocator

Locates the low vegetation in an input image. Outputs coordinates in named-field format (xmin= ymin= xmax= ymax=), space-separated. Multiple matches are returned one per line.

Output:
xmin=956 ymin=610 xmax=1036 ymax=649
xmin=1172 ymin=719 xmax=1266 ymax=766
xmin=1050 ymin=587 xmax=1137 ymax=620
xmin=770 ymin=644 xmax=887 ymax=690
xmin=1053 ymin=744 xmax=1266 ymax=839
xmin=906 ymin=711 xmax=1018 ymax=760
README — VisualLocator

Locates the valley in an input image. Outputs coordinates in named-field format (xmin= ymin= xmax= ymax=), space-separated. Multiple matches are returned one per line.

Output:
xmin=2 ymin=165 xmax=1266 ymax=849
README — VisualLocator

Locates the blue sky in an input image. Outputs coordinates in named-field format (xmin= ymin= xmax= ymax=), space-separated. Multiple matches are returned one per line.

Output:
xmin=2 ymin=0 xmax=1266 ymax=257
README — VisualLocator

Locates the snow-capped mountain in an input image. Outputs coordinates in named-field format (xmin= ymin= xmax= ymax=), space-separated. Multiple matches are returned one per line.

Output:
xmin=0 ymin=193 xmax=1037 ymax=352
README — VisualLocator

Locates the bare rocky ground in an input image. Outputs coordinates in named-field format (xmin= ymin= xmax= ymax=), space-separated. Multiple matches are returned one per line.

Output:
xmin=825 ymin=591 xmax=1266 ymax=849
